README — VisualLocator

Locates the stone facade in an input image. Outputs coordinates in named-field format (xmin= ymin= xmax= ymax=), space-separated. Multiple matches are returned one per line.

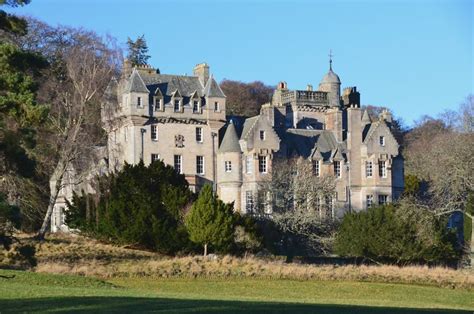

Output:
xmin=50 ymin=59 xmax=404 ymax=232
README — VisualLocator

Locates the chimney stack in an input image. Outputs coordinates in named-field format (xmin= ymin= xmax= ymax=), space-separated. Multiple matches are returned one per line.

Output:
xmin=193 ymin=63 xmax=210 ymax=85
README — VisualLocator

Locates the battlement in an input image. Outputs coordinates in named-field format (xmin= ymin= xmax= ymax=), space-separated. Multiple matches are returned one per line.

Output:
xmin=281 ymin=90 xmax=329 ymax=105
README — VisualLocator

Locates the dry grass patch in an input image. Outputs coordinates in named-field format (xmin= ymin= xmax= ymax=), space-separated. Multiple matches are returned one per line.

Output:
xmin=4 ymin=234 xmax=472 ymax=290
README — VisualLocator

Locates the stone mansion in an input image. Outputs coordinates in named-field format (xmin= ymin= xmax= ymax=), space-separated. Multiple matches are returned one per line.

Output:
xmin=50 ymin=58 xmax=404 ymax=232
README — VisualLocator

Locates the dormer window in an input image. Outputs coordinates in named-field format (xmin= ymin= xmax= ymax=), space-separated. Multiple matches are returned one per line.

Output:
xmin=379 ymin=136 xmax=385 ymax=146
xmin=334 ymin=161 xmax=341 ymax=178
xmin=193 ymin=100 xmax=201 ymax=113
xmin=154 ymin=97 xmax=163 ymax=111
xmin=174 ymin=99 xmax=181 ymax=112
xmin=137 ymin=96 xmax=142 ymax=108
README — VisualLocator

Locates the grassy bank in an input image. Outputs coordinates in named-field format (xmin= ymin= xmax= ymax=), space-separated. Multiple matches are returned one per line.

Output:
xmin=11 ymin=234 xmax=471 ymax=289
xmin=0 ymin=269 xmax=472 ymax=313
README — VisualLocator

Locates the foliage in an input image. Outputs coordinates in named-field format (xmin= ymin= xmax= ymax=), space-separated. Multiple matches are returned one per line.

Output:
xmin=233 ymin=214 xmax=262 ymax=255
xmin=220 ymin=80 xmax=274 ymax=117
xmin=66 ymin=161 xmax=193 ymax=254
xmin=335 ymin=201 xmax=460 ymax=265
xmin=0 ymin=193 xmax=21 ymax=250
xmin=126 ymin=35 xmax=150 ymax=66
xmin=185 ymin=184 xmax=236 ymax=255
xmin=259 ymin=157 xmax=337 ymax=256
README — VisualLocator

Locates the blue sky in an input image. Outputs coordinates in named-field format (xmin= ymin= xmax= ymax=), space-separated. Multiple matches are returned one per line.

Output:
xmin=6 ymin=0 xmax=473 ymax=126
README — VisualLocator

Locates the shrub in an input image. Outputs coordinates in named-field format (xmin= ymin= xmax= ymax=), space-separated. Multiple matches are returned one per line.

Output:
xmin=335 ymin=202 xmax=460 ymax=265
xmin=66 ymin=161 xmax=193 ymax=254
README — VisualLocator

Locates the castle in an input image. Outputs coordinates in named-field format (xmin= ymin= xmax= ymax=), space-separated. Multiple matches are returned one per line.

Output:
xmin=50 ymin=58 xmax=404 ymax=232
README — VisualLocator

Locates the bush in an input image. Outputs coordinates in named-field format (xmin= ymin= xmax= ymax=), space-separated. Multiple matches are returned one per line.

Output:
xmin=66 ymin=161 xmax=193 ymax=254
xmin=335 ymin=202 xmax=460 ymax=265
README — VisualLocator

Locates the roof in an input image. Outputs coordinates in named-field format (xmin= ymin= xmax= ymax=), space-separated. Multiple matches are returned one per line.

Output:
xmin=240 ymin=116 xmax=259 ymax=140
xmin=362 ymin=109 xmax=372 ymax=124
xmin=320 ymin=69 xmax=341 ymax=84
xmin=124 ymin=69 xmax=149 ymax=93
xmin=204 ymin=75 xmax=226 ymax=98
xmin=219 ymin=122 xmax=241 ymax=153
xmin=285 ymin=129 xmax=342 ymax=161
xmin=144 ymin=75 xmax=204 ymax=97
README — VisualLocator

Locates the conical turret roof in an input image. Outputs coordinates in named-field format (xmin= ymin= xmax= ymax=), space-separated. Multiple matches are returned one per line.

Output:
xmin=124 ymin=68 xmax=149 ymax=93
xmin=219 ymin=121 xmax=241 ymax=153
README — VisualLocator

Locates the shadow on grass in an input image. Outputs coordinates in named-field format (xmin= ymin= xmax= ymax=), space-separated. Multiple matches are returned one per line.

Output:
xmin=0 ymin=297 xmax=470 ymax=314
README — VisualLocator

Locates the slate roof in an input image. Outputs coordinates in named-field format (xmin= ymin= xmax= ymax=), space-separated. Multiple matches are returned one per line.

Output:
xmin=219 ymin=122 xmax=241 ymax=153
xmin=203 ymin=75 xmax=226 ymax=97
xmin=240 ymin=116 xmax=259 ymax=140
xmin=124 ymin=69 xmax=149 ymax=93
xmin=285 ymin=129 xmax=343 ymax=161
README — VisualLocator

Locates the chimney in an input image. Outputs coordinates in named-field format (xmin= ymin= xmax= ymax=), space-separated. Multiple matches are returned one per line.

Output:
xmin=193 ymin=63 xmax=210 ymax=85
xmin=122 ymin=59 xmax=132 ymax=78
xmin=307 ymin=84 xmax=313 ymax=91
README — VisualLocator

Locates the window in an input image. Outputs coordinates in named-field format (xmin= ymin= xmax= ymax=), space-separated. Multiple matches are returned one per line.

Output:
xmin=334 ymin=161 xmax=341 ymax=177
xmin=137 ymin=96 xmax=142 ymax=108
xmin=366 ymin=194 xmax=374 ymax=208
xmin=365 ymin=161 xmax=373 ymax=177
xmin=379 ymin=136 xmax=385 ymax=146
xmin=174 ymin=155 xmax=182 ymax=174
xmin=151 ymin=125 xmax=158 ymax=141
xmin=225 ymin=161 xmax=232 ymax=172
xmin=258 ymin=156 xmax=267 ymax=173
xmin=196 ymin=156 xmax=204 ymax=175
xmin=151 ymin=153 xmax=160 ymax=163
xmin=245 ymin=191 xmax=254 ymax=213
xmin=174 ymin=99 xmax=181 ymax=112
xmin=246 ymin=156 xmax=253 ymax=174
xmin=155 ymin=98 xmax=163 ymax=111
xmin=379 ymin=160 xmax=387 ymax=178
xmin=378 ymin=194 xmax=388 ymax=205
xmin=196 ymin=127 xmax=203 ymax=143
xmin=214 ymin=101 xmax=219 ymax=111
xmin=312 ymin=160 xmax=320 ymax=177
xmin=193 ymin=100 xmax=200 ymax=113
xmin=259 ymin=130 xmax=265 ymax=140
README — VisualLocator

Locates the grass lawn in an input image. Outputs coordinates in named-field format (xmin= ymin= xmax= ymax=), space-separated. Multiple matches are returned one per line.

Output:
xmin=0 ymin=269 xmax=472 ymax=313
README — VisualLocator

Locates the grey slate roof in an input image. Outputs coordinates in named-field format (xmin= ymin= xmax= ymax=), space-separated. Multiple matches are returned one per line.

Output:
xmin=124 ymin=69 xmax=149 ymax=93
xmin=285 ymin=129 xmax=342 ymax=161
xmin=219 ymin=122 xmax=241 ymax=153
xmin=362 ymin=109 xmax=372 ymax=124
xmin=144 ymin=75 xmax=204 ymax=97
xmin=204 ymin=75 xmax=226 ymax=98
xmin=320 ymin=69 xmax=341 ymax=84
xmin=240 ymin=116 xmax=259 ymax=140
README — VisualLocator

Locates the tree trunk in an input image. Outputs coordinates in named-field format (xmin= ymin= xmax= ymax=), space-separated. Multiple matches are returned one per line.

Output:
xmin=37 ymin=160 xmax=67 ymax=240
xmin=204 ymin=243 xmax=208 ymax=257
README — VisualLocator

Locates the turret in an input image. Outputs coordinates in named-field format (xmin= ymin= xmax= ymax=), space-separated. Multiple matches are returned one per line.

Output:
xmin=318 ymin=55 xmax=341 ymax=107
xmin=217 ymin=121 xmax=242 ymax=211
xmin=123 ymin=68 xmax=150 ymax=117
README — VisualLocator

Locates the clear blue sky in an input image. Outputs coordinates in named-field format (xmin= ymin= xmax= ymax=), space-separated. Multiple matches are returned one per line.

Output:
xmin=7 ymin=0 xmax=473 ymax=126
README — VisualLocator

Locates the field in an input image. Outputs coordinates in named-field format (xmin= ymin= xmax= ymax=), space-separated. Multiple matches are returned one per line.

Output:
xmin=0 ymin=234 xmax=473 ymax=313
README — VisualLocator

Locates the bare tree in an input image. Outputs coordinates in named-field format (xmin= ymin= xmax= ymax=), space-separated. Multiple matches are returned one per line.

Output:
xmin=259 ymin=157 xmax=338 ymax=254
xmin=34 ymin=28 xmax=121 ymax=239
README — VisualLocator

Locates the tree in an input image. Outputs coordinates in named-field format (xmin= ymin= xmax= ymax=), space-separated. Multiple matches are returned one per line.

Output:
xmin=185 ymin=184 xmax=236 ymax=256
xmin=66 ymin=161 xmax=193 ymax=254
xmin=259 ymin=157 xmax=338 ymax=256
xmin=31 ymin=26 xmax=121 ymax=239
xmin=126 ymin=35 xmax=150 ymax=66
xmin=335 ymin=201 xmax=459 ymax=265
xmin=220 ymin=80 xmax=274 ymax=117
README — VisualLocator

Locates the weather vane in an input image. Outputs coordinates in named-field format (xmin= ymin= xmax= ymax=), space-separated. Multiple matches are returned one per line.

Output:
xmin=329 ymin=49 xmax=334 ymax=70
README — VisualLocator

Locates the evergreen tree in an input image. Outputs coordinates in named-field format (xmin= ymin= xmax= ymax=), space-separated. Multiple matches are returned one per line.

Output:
xmin=66 ymin=161 xmax=193 ymax=254
xmin=185 ymin=184 xmax=236 ymax=256
xmin=126 ymin=35 xmax=150 ymax=66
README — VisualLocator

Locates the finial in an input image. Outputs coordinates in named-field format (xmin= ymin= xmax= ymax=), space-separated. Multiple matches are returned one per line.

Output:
xmin=329 ymin=49 xmax=334 ymax=71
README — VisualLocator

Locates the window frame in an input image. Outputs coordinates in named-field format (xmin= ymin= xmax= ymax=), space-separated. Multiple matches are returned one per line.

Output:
xmin=137 ymin=96 xmax=142 ymax=108
xmin=195 ymin=127 xmax=203 ymax=143
xmin=196 ymin=155 xmax=204 ymax=175
xmin=312 ymin=160 xmax=320 ymax=177
xmin=259 ymin=130 xmax=266 ymax=140
xmin=225 ymin=161 xmax=232 ymax=172
xmin=379 ymin=136 xmax=385 ymax=146
xmin=379 ymin=160 xmax=387 ymax=178
xmin=366 ymin=160 xmax=373 ymax=178
xmin=245 ymin=191 xmax=254 ymax=213
xmin=258 ymin=155 xmax=267 ymax=173
xmin=214 ymin=101 xmax=219 ymax=112
xmin=378 ymin=194 xmax=388 ymax=205
xmin=151 ymin=125 xmax=158 ymax=141
xmin=334 ymin=160 xmax=341 ymax=178
xmin=174 ymin=155 xmax=183 ymax=174
xmin=366 ymin=194 xmax=374 ymax=208
xmin=174 ymin=98 xmax=181 ymax=112
xmin=151 ymin=153 xmax=160 ymax=163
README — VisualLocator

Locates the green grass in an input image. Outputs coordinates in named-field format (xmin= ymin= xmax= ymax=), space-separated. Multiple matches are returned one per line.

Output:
xmin=0 ymin=269 xmax=472 ymax=313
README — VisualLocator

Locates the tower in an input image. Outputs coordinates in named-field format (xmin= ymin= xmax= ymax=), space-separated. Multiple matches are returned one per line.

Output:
xmin=318 ymin=51 xmax=341 ymax=108
xmin=216 ymin=121 xmax=242 ymax=210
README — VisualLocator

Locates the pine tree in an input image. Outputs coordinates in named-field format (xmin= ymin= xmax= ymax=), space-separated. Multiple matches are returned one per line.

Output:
xmin=185 ymin=184 xmax=235 ymax=256
xmin=126 ymin=35 xmax=150 ymax=66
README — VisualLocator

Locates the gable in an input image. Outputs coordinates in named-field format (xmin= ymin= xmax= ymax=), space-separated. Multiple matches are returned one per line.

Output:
xmin=364 ymin=121 xmax=399 ymax=157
